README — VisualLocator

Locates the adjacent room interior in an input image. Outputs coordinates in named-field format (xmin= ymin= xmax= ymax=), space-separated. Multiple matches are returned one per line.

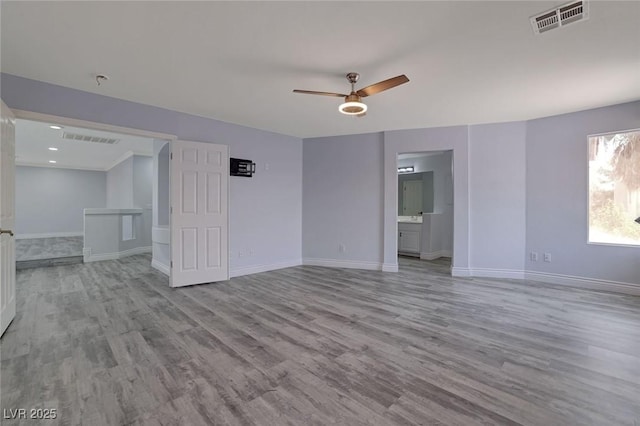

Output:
xmin=13 ymin=119 xmax=173 ymax=274
xmin=0 ymin=1 xmax=639 ymax=425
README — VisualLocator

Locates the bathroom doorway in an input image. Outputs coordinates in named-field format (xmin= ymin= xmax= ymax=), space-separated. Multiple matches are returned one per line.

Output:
xmin=396 ymin=151 xmax=453 ymax=272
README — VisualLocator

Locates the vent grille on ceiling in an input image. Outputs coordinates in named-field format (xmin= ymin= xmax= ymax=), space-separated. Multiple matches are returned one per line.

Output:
xmin=62 ymin=132 xmax=120 ymax=144
xmin=531 ymin=1 xmax=588 ymax=34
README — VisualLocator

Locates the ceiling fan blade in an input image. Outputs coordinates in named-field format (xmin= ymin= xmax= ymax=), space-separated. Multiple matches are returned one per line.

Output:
xmin=293 ymin=90 xmax=347 ymax=98
xmin=356 ymin=74 xmax=409 ymax=97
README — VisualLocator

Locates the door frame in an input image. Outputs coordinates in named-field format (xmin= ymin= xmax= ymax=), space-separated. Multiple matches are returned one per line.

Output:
xmin=383 ymin=125 xmax=471 ymax=275
xmin=12 ymin=110 xmax=176 ymax=142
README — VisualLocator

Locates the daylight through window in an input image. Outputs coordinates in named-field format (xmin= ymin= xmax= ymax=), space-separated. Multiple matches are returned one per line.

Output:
xmin=588 ymin=130 xmax=640 ymax=246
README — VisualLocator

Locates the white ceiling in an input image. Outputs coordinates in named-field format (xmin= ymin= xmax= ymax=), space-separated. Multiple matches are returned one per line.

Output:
xmin=2 ymin=2 xmax=639 ymax=139
xmin=15 ymin=119 xmax=153 ymax=171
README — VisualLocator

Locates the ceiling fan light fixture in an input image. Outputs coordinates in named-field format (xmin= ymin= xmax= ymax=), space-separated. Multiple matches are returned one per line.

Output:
xmin=339 ymin=101 xmax=367 ymax=115
xmin=294 ymin=72 xmax=408 ymax=117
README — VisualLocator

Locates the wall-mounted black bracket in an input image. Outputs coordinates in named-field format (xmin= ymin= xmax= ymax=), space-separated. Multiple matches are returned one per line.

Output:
xmin=230 ymin=158 xmax=256 ymax=177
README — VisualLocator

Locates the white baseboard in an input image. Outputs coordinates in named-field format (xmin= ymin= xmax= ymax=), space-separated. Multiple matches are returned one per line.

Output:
xmin=451 ymin=267 xmax=524 ymax=279
xmin=420 ymin=250 xmax=453 ymax=260
xmin=303 ymin=258 xmax=382 ymax=271
xmin=16 ymin=232 xmax=83 ymax=240
xmin=151 ymin=259 xmax=170 ymax=276
xmin=231 ymin=259 xmax=302 ymax=278
xmin=451 ymin=267 xmax=472 ymax=277
xmin=382 ymin=263 xmax=399 ymax=272
xmin=452 ymin=266 xmax=639 ymax=296
xmin=469 ymin=268 xmax=525 ymax=280
xmin=524 ymin=271 xmax=640 ymax=296
xmin=84 ymin=246 xmax=151 ymax=263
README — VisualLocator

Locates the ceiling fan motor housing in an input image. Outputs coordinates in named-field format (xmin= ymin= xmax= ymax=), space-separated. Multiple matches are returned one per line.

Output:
xmin=341 ymin=93 xmax=366 ymax=114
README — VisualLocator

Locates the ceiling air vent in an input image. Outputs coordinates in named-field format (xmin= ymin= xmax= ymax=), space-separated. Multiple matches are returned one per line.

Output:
xmin=531 ymin=1 xmax=589 ymax=34
xmin=62 ymin=132 xmax=120 ymax=144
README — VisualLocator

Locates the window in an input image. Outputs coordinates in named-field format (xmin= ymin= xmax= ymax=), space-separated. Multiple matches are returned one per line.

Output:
xmin=588 ymin=130 xmax=640 ymax=246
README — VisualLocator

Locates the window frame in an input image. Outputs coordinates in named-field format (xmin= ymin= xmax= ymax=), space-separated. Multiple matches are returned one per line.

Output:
xmin=586 ymin=127 xmax=640 ymax=248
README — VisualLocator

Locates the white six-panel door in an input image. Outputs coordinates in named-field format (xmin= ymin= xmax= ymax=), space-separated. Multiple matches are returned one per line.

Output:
xmin=170 ymin=140 xmax=229 ymax=287
xmin=0 ymin=100 xmax=16 ymax=336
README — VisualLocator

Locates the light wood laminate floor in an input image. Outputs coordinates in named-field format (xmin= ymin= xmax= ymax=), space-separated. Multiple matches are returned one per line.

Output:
xmin=16 ymin=236 xmax=83 ymax=261
xmin=1 ymin=255 xmax=639 ymax=425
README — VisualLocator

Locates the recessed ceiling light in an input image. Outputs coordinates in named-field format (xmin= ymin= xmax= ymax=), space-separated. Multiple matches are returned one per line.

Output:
xmin=48 ymin=160 xmax=57 ymax=164
xmin=48 ymin=147 xmax=58 ymax=151
xmin=49 ymin=125 xmax=63 ymax=130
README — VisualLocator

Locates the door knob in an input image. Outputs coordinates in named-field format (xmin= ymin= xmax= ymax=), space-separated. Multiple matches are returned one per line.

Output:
xmin=0 ymin=229 xmax=14 ymax=237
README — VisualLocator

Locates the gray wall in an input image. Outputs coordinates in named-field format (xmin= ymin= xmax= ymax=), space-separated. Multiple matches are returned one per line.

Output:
xmin=106 ymin=154 xmax=153 ymax=250
xmin=469 ymin=122 xmax=526 ymax=272
xmin=3 ymin=73 xmax=303 ymax=274
xmin=302 ymin=125 xmax=522 ymax=274
xmin=106 ymin=156 xmax=133 ymax=208
xmin=133 ymin=155 xmax=153 ymax=208
xmin=302 ymin=108 xmax=639 ymax=284
xmin=526 ymin=101 xmax=640 ymax=284
xmin=6 ymin=73 xmax=639 ymax=285
xmin=398 ymin=172 xmax=434 ymax=215
xmin=15 ymin=166 xmax=106 ymax=236
xmin=303 ymin=132 xmax=384 ymax=264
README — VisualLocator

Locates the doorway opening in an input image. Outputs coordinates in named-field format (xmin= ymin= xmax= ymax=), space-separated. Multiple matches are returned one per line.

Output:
xmin=13 ymin=118 xmax=171 ymax=273
xmin=396 ymin=150 xmax=453 ymax=273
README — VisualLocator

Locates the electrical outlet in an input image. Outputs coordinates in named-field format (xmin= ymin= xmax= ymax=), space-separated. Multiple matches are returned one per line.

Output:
xmin=529 ymin=252 xmax=538 ymax=262
xmin=338 ymin=244 xmax=346 ymax=253
xmin=543 ymin=253 xmax=551 ymax=263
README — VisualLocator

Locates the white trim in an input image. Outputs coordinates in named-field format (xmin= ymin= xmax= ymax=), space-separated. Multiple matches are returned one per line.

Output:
xmin=230 ymin=259 xmax=302 ymax=278
xmin=12 ymin=109 xmax=177 ymax=141
xmin=382 ymin=263 xmax=399 ymax=272
xmin=15 ymin=231 xmax=83 ymax=240
xmin=468 ymin=268 xmax=525 ymax=280
xmin=420 ymin=250 xmax=453 ymax=260
xmin=106 ymin=151 xmax=134 ymax=171
xmin=151 ymin=259 xmax=170 ymax=276
xmin=586 ymin=241 xmax=640 ymax=249
xmin=525 ymin=271 xmax=640 ymax=296
xmin=303 ymin=258 xmax=383 ymax=271
xmin=16 ymin=151 xmax=153 ymax=172
xmin=83 ymin=246 xmax=151 ymax=263
xmin=451 ymin=266 xmax=640 ymax=296
xmin=587 ymin=127 xmax=640 ymax=139
xmin=152 ymin=226 xmax=170 ymax=244
xmin=451 ymin=267 xmax=472 ymax=277
xmin=104 ymin=150 xmax=153 ymax=172
xmin=15 ymin=162 xmax=106 ymax=172
xmin=84 ymin=208 xmax=143 ymax=215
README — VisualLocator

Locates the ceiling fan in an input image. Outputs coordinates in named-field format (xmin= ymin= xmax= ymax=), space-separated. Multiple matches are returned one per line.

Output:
xmin=293 ymin=72 xmax=409 ymax=117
